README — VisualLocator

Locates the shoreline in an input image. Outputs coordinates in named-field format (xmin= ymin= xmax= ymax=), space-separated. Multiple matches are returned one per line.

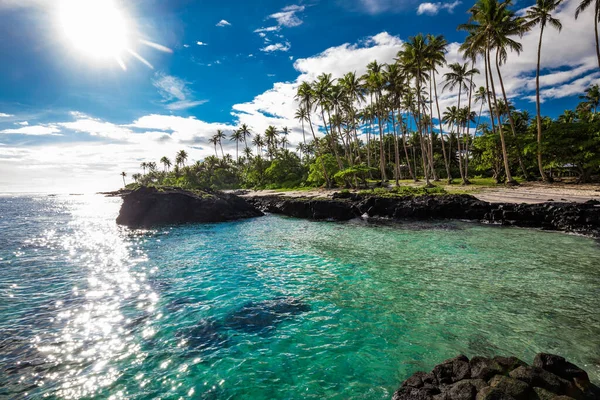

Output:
xmin=234 ymin=181 xmax=600 ymax=205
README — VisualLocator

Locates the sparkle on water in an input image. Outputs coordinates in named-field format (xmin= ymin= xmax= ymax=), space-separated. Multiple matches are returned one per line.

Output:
xmin=0 ymin=194 xmax=599 ymax=399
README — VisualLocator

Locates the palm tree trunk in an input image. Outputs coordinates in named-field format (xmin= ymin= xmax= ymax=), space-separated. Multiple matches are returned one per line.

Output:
xmin=456 ymin=90 xmax=467 ymax=184
xmin=494 ymin=51 xmax=528 ymax=181
xmin=432 ymin=70 xmax=451 ymax=183
xmin=487 ymin=46 xmax=515 ymax=185
xmin=236 ymin=141 xmax=239 ymax=162
xmin=306 ymin=108 xmax=330 ymax=187
xmin=376 ymin=95 xmax=388 ymax=183
xmin=535 ymin=26 xmax=549 ymax=182
xmin=427 ymin=73 xmax=439 ymax=182
xmin=392 ymin=111 xmax=400 ymax=186
xmin=596 ymin=2 xmax=600 ymax=70
xmin=401 ymin=116 xmax=416 ymax=181
xmin=416 ymin=73 xmax=430 ymax=186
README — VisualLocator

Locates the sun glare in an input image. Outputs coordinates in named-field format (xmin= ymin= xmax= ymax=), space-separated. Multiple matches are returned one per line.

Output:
xmin=59 ymin=0 xmax=129 ymax=61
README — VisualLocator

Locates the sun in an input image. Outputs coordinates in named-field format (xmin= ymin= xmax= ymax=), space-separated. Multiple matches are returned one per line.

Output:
xmin=59 ymin=0 xmax=129 ymax=61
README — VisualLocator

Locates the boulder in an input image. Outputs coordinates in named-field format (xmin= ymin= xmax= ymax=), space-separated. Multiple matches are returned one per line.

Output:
xmin=508 ymin=366 xmax=567 ymax=393
xmin=116 ymin=186 xmax=263 ymax=227
xmin=532 ymin=354 xmax=589 ymax=384
xmin=433 ymin=355 xmax=471 ymax=384
xmin=475 ymin=387 xmax=516 ymax=400
xmin=470 ymin=357 xmax=504 ymax=381
xmin=488 ymin=375 xmax=530 ymax=400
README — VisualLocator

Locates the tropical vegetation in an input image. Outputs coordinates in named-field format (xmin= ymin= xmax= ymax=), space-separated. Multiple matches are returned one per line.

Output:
xmin=122 ymin=0 xmax=600 ymax=190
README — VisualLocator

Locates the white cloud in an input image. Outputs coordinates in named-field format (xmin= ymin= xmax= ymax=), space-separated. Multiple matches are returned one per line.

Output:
xmin=254 ymin=26 xmax=280 ymax=33
xmin=17 ymin=121 xmax=29 ymax=126
xmin=417 ymin=0 xmax=461 ymax=15
xmin=196 ymin=41 xmax=207 ymax=46
xmin=0 ymin=125 xmax=61 ymax=136
xmin=183 ymin=44 xmax=190 ymax=48
xmin=58 ymin=114 xmax=132 ymax=140
xmin=261 ymin=42 xmax=291 ymax=52
xmin=216 ymin=19 xmax=231 ymax=27
xmin=152 ymin=72 xmax=208 ymax=110
xmin=0 ymin=113 xmax=13 ymax=117
xmin=269 ymin=5 xmax=305 ymax=28
xmin=352 ymin=0 xmax=420 ymax=14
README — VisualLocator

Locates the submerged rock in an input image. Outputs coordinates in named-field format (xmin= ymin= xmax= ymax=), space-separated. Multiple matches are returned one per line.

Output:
xmin=176 ymin=318 xmax=228 ymax=351
xmin=116 ymin=186 xmax=263 ymax=227
xmin=223 ymin=297 xmax=311 ymax=334
xmin=392 ymin=353 xmax=599 ymax=400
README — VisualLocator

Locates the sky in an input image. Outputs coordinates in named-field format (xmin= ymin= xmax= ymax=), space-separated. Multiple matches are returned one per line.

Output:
xmin=0 ymin=0 xmax=598 ymax=193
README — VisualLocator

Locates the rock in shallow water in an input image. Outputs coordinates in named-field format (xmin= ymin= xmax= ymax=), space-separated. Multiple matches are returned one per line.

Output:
xmin=392 ymin=353 xmax=599 ymax=400
xmin=223 ymin=297 xmax=311 ymax=334
xmin=116 ymin=186 xmax=263 ymax=227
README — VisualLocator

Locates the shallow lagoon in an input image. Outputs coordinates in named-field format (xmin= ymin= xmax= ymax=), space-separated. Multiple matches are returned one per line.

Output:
xmin=1 ymin=194 xmax=599 ymax=399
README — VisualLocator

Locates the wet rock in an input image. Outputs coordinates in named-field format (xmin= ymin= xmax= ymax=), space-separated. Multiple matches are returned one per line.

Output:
xmin=470 ymin=357 xmax=504 ymax=380
xmin=488 ymin=375 xmax=529 ymax=400
xmin=508 ymin=367 xmax=567 ymax=393
xmin=532 ymin=354 xmax=589 ymax=384
xmin=393 ymin=354 xmax=594 ymax=400
xmin=433 ymin=355 xmax=471 ymax=384
xmin=475 ymin=387 xmax=516 ymax=400
xmin=176 ymin=318 xmax=228 ymax=351
xmin=223 ymin=297 xmax=310 ymax=334
xmin=117 ymin=186 xmax=263 ymax=227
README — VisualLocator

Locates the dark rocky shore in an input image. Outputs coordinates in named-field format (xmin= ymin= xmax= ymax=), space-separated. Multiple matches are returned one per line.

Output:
xmin=394 ymin=353 xmax=599 ymax=400
xmin=247 ymin=193 xmax=600 ymax=237
xmin=116 ymin=186 xmax=263 ymax=227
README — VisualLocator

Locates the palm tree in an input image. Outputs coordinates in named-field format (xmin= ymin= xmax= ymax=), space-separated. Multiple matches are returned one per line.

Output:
xmin=558 ymin=109 xmax=577 ymax=123
xmin=176 ymin=150 xmax=188 ymax=167
xmin=208 ymin=135 xmax=219 ymax=158
xmin=243 ymin=146 xmax=253 ymax=160
xmin=526 ymin=0 xmax=563 ymax=182
xmin=443 ymin=62 xmax=479 ymax=184
xmin=575 ymin=0 xmax=600 ymax=70
xmin=426 ymin=34 xmax=452 ymax=183
xmin=295 ymin=81 xmax=330 ymax=187
xmin=398 ymin=34 xmax=432 ymax=186
xmin=459 ymin=0 xmax=519 ymax=185
xmin=239 ymin=124 xmax=252 ymax=150
xmin=120 ymin=171 xmax=127 ymax=187
xmin=147 ymin=162 xmax=157 ymax=172
xmin=140 ymin=162 xmax=148 ymax=175
xmin=581 ymin=83 xmax=600 ymax=113
xmin=295 ymin=107 xmax=308 ymax=146
xmin=363 ymin=61 xmax=387 ymax=182
xmin=281 ymin=127 xmax=290 ymax=150
xmin=264 ymin=126 xmax=278 ymax=156
xmin=160 ymin=156 xmax=171 ymax=172
xmin=215 ymin=130 xmax=226 ymax=158
xmin=252 ymin=134 xmax=265 ymax=156
xmin=230 ymin=129 xmax=243 ymax=162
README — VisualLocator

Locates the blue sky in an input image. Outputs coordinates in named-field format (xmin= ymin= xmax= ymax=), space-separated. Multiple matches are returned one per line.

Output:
xmin=0 ymin=0 xmax=598 ymax=192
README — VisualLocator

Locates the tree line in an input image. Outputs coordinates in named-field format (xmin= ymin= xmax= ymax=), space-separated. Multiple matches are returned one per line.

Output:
xmin=121 ymin=0 xmax=600 ymax=189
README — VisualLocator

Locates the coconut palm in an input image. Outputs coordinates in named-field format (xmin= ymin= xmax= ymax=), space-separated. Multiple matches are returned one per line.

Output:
xmin=140 ymin=162 xmax=148 ymax=175
xmin=160 ymin=156 xmax=171 ymax=172
xmin=295 ymin=107 xmax=308 ymax=146
xmin=230 ymin=129 xmax=243 ymax=162
xmin=575 ymin=0 xmax=600 ymax=69
xmin=558 ymin=109 xmax=578 ymax=123
xmin=252 ymin=134 xmax=265 ymax=156
xmin=208 ymin=135 xmax=219 ymax=158
xmin=176 ymin=150 xmax=188 ymax=167
xmin=459 ymin=0 xmax=519 ymax=185
xmin=281 ymin=127 xmax=290 ymax=150
xmin=398 ymin=34 xmax=432 ymax=185
xmin=363 ymin=61 xmax=387 ymax=182
xmin=264 ymin=126 xmax=278 ymax=156
xmin=239 ymin=124 xmax=252 ymax=150
xmin=581 ymin=83 xmax=600 ymax=113
xmin=296 ymin=81 xmax=330 ymax=186
xmin=427 ymin=34 xmax=452 ymax=183
xmin=120 ymin=171 xmax=127 ymax=187
xmin=147 ymin=162 xmax=157 ymax=172
xmin=526 ymin=0 xmax=563 ymax=182
xmin=214 ymin=130 xmax=226 ymax=158
xmin=443 ymin=62 xmax=479 ymax=184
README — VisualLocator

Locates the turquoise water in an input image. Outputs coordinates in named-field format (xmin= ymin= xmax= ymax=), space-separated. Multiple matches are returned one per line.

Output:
xmin=1 ymin=194 xmax=600 ymax=399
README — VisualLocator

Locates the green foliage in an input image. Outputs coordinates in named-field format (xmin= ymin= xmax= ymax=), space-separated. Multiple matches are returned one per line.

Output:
xmin=359 ymin=185 xmax=447 ymax=197
xmin=307 ymin=154 xmax=339 ymax=186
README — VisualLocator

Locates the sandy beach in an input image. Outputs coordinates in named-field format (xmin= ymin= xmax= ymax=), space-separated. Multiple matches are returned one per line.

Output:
xmin=237 ymin=182 xmax=600 ymax=204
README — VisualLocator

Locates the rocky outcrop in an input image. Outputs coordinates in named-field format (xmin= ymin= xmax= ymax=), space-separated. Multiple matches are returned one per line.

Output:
xmin=247 ymin=194 xmax=600 ymax=237
xmin=393 ymin=353 xmax=599 ymax=400
xmin=116 ymin=186 xmax=263 ymax=227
